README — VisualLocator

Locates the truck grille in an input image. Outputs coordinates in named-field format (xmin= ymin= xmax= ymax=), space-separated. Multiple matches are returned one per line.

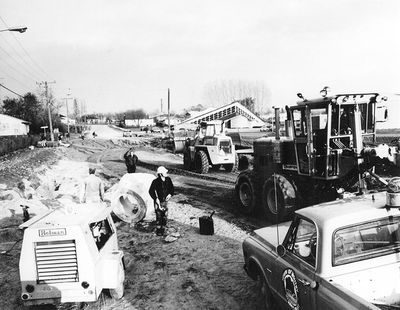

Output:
xmin=34 ymin=240 xmax=79 ymax=284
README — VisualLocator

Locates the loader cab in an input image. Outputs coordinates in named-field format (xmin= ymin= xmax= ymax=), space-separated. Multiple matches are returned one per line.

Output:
xmin=290 ymin=93 xmax=385 ymax=179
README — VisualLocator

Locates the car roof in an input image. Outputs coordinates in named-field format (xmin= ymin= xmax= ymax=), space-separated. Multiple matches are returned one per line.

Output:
xmin=297 ymin=192 xmax=400 ymax=230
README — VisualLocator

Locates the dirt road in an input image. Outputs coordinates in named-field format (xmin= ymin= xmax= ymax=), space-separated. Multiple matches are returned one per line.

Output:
xmin=0 ymin=134 xmax=264 ymax=310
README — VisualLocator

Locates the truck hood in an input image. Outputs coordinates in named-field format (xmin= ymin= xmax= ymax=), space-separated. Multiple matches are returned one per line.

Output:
xmin=330 ymin=261 xmax=400 ymax=307
xmin=253 ymin=222 xmax=291 ymax=250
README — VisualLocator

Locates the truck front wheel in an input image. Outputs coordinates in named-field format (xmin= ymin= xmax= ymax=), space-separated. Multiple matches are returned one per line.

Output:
xmin=262 ymin=175 xmax=296 ymax=223
xmin=195 ymin=150 xmax=209 ymax=174
xmin=235 ymin=171 xmax=257 ymax=214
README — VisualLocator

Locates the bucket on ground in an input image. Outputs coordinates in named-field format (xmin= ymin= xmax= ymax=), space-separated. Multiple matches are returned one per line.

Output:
xmin=199 ymin=211 xmax=215 ymax=235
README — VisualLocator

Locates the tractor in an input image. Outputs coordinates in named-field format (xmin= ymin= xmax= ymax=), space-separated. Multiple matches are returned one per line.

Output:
xmin=235 ymin=90 xmax=393 ymax=222
xmin=183 ymin=120 xmax=238 ymax=174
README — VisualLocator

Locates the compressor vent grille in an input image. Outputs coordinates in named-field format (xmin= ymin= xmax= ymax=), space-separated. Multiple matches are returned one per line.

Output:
xmin=34 ymin=240 xmax=78 ymax=284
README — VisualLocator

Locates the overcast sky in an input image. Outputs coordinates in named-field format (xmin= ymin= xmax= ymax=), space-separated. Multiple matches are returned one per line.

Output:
xmin=1 ymin=0 xmax=399 ymax=124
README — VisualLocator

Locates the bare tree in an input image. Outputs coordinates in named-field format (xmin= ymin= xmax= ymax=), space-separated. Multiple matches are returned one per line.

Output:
xmin=202 ymin=79 xmax=272 ymax=115
xmin=72 ymin=98 xmax=80 ymax=122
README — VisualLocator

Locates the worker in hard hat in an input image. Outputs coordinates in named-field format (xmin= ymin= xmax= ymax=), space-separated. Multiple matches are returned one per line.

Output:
xmin=80 ymin=167 xmax=104 ymax=203
xmin=148 ymin=166 xmax=175 ymax=236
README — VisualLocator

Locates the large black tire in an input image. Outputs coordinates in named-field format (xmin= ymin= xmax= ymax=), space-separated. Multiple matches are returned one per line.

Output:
xmin=235 ymin=170 xmax=257 ymax=214
xmin=224 ymin=153 xmax=239 ymax=172
xmin=195 ymin=150 xmax=209 ymax=174
xmin=183 ymin=152 xmax=192 ymax=170
xmin=238 ymin=155 xmax=249 ymax=171
xmin=261 ymin=174 xmax=296 ymax=223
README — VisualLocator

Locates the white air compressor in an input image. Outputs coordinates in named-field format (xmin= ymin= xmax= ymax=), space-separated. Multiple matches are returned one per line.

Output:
xmin=18 ymin=202 xmax=125 ymax=306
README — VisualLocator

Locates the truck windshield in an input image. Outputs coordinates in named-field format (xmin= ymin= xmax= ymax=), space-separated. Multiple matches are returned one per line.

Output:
xmin=333 ymin=217 xmax=400 ymax=266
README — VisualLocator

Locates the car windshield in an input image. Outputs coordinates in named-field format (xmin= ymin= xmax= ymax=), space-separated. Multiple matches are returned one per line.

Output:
xmin=333 ymin=217 xmax=400 ymax=266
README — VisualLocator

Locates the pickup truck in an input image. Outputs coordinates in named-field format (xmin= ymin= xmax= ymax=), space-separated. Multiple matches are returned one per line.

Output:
xmin=243 ymin=188 xmax=400 ymax=310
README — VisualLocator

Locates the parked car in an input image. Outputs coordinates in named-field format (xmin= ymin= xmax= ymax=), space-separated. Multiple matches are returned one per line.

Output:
xmin=123 ymin=130 xmax=132 ymax=137
xmin=243 ymin=183 xmax=400 ymax=310
xmin=151 ymin=127 xmax=161 ymax=133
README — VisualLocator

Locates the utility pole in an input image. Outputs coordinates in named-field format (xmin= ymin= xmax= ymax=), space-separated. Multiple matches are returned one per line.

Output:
xmin=167 ymin=88 xmax=171 ymax=136
xmin=37 ymin=81 xmax=56 ymax=142
xmin=160 ymin=98 xmax=163 ymax=114
xmin=61 ymin=89 xmax=72 ymax=136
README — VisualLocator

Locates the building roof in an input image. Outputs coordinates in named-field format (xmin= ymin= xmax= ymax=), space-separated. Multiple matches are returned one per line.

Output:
xmin=179 ymin=101 xmax=265 ymax=126
xmin=0 ymin=113 xmax=29 ymax=123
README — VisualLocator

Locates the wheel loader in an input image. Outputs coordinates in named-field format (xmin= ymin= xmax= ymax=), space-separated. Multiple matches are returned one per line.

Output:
xmin=183 ymin=120 xmax=238 ymax=174
xmin=235 ymin=90 xmax=394 ymax=222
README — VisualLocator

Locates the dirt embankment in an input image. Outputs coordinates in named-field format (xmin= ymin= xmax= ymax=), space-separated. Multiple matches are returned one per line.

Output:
xmin=0 ymin=138 xmax=261 ymax=310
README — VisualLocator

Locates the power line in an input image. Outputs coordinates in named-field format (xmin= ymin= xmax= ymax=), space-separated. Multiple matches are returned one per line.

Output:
xmin=0 ymin=35 xmax=44 ymax=82
xmin=0 ymin=44 xmax=38 ymax=86
xmin=0 ymin=15 xmax=51 ymax=81
xmin=0 ymin=83 xmax=23 ymax=97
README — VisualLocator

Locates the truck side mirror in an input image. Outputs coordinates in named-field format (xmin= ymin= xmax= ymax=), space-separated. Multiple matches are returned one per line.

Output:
xmin=277 ymin=244 xmax=286 ymax=257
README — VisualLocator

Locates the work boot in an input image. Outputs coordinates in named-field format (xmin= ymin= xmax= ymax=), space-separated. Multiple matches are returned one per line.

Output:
xmin=156 ymin=227 xmax=165 ymax=236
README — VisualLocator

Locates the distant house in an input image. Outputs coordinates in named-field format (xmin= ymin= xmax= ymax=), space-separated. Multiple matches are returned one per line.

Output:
xmin=0 ymin=114 xmax=30 ymax=136
xmin=125 ymin=118 xmax=155 ymax=128
xmin=59 ymin=114 xmax=76 ymax=126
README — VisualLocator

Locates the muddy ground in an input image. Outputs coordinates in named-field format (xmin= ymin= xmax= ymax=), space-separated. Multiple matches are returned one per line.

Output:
xmin=0 ymin=136 xmax=263 ymax=310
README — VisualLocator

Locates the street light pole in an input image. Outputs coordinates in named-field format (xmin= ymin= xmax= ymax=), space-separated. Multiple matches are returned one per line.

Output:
xmin=0 ymin=27 xmax=27 ymax=33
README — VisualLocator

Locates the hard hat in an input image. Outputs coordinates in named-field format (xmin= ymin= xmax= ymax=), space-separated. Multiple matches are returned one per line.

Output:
xmin=157 ymin=166 xmax=168 ymax=176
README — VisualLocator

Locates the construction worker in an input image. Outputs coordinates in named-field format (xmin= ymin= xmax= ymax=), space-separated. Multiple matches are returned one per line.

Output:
xmin=124 ymin=147 xmax=138 ymax=173
xmin=16 ymin=181 xmax=32 ymax=222
xmin=80 ymin=167 xmax=104 ymax=203
xmin=148 ymin=166 xmax=174 ymax=236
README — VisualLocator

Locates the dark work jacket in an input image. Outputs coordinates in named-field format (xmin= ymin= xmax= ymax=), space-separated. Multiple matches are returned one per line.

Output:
xmin=149 ymin=176 xmax=174 ymax=202
xmin=124 ymin=151 xmax=138 ymax=166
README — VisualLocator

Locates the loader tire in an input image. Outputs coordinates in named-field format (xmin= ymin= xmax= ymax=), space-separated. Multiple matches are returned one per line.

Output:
xmin=224 ymin=153 xmax=239 ymax=172
xmin=262 ymin=174 xmax=296 ymax=224
xmin=183 ymin=152 xmax=192 ymax=170
xmin=238 ymin=155 xmax=249 ymax=170
xmin=235 ymin=170 xmax=258 ymax=214
xmin=195 ymin=150 xmax=209 ymax=174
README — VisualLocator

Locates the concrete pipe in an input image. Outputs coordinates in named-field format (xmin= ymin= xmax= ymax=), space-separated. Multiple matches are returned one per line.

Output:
xmin=110 ymin=173 xmax=156 ymax=223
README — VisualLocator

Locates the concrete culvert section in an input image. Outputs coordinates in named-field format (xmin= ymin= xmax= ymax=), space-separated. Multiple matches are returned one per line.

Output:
xmin=108 ymin=173 xmax=156 ymax=223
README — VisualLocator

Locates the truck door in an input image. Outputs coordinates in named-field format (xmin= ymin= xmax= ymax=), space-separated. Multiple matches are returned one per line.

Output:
xmin=273 ymin=217 xmax=318 ymax=310
xmin=292 ymin=108 xmax=312 ymax=175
